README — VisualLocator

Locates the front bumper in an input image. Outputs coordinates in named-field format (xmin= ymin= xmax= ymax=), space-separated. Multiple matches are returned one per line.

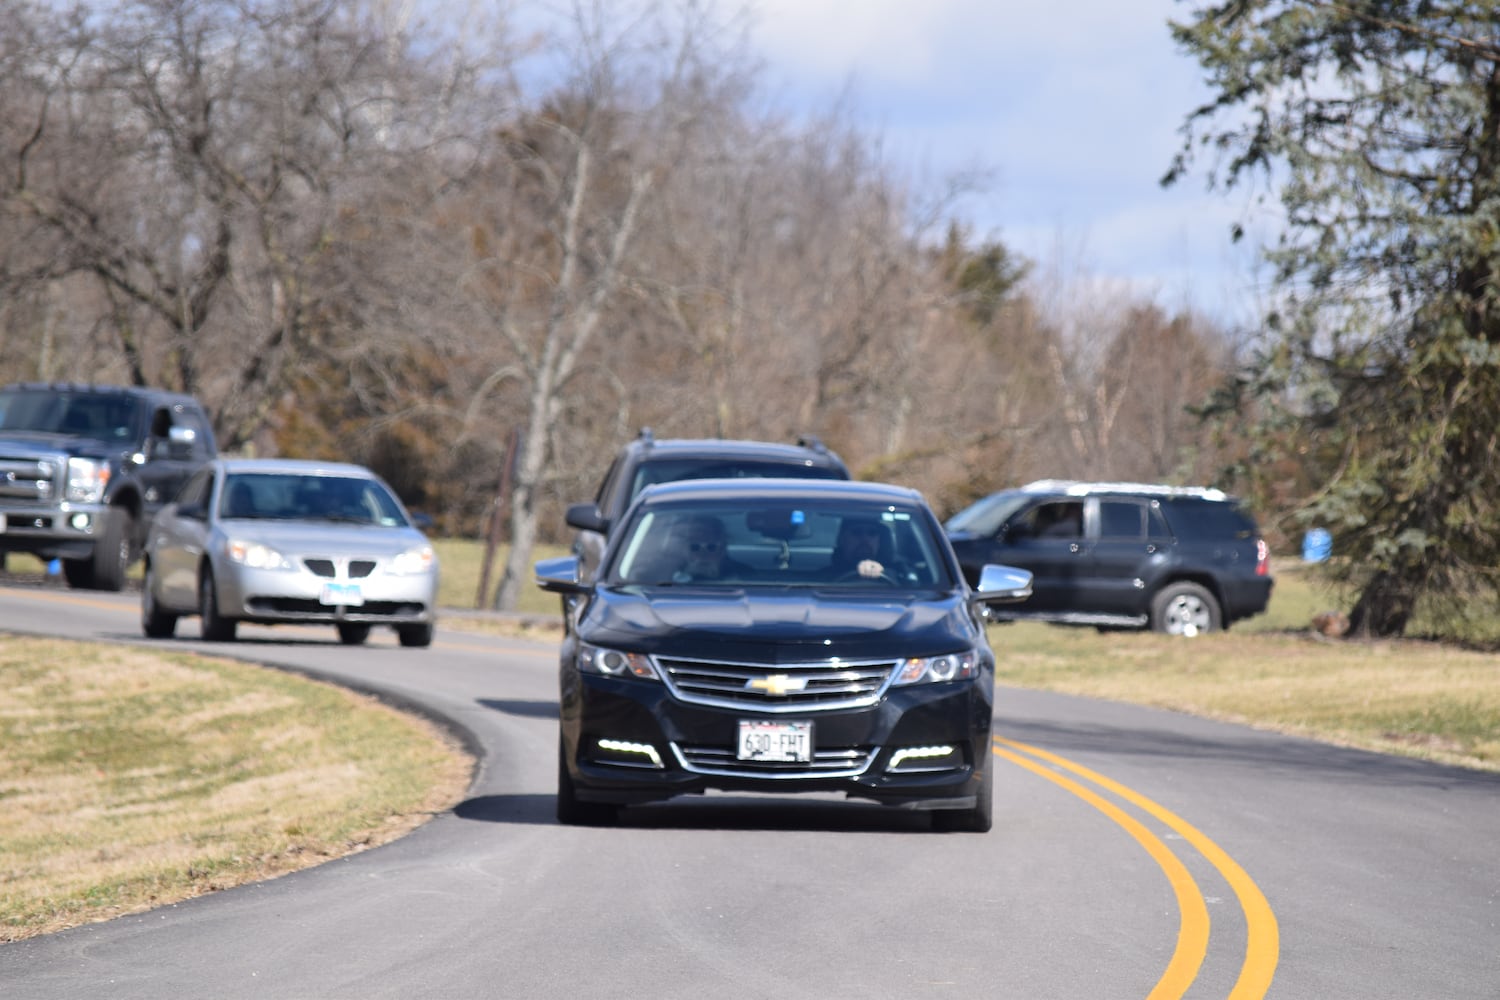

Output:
xmin=217 ymin=563 xmax=437 ymax=626
xmin=561 ymin=672 xmax=993 ymax=810
xmin=0 ymin=502 xmax=113 ymax=560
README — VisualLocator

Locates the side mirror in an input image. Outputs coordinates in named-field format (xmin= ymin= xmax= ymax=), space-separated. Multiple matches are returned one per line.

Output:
xmin=565 ymin=502 xmax=608 ymax=534
xmin=535 ymin=555 xmax=590 ymax=595
xmin=166 ymin=426 xmax=196 ymax=460
xmin=972 ymin=564 xmax=1032 ymax=605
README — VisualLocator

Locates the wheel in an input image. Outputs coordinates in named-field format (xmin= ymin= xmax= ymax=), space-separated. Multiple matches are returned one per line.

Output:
xmin=556 ymin=738 xmax=618 ymax=826
xmin=1150 ymin=581 xmax=1222 ymax=636
xmin=86 ymin=507 xmax=134 ymax=591
xmin=397 ymin=623 xmax=434 ymax=648
xmin=140 ymin=559 xmax=177 ymax=639
xmin=836 ymin=568 xmax=900 ymax=585
xmin=337 ymin=623 xmax=372 ymax=645
xmin=198 ymin=567 xmax=237 ymax=641
xmin=933 ymin=758 xmax=993 ymax=833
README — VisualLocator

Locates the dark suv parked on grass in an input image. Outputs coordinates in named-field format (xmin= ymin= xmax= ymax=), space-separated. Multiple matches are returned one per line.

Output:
xmin=0 ymin=382 xmax=217 ymax=590
xmin=944 ymin=480 xmax=1273 ymax=635
xmin=564 ymin=429 xmax=851 ymax=583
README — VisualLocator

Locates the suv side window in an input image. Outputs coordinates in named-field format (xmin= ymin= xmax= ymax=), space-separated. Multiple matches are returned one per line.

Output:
xmin=1162 ymin=498 xmax=1257 ymax=540
xmin=1098 ymin=500 xmax=1146 ymax=539
xmin=1016 ymin=500 xmax=1083 ymax=540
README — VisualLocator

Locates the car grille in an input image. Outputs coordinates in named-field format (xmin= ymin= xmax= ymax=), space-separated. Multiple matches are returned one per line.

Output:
xmin=656 ymin=655 xmax=899 ymax=713
xmin=674 ymin=743 xmax=873 ymax=777
xmin=302 ymin=558 xmax=378 ymax=578
xmin=0 ymin=455 xmax=57 ymax=502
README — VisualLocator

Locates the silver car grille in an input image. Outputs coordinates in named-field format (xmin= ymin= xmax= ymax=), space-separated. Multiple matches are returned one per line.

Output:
xmin=656 ymin=655 xmax=899 ymax=713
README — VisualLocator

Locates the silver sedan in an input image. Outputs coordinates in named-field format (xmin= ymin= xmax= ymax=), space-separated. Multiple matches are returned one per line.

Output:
xmin=142 ymin=458 xmax=438 ymax=646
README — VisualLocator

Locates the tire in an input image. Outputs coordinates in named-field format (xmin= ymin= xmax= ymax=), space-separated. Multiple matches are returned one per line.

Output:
xmin=140 ymin=559 xmax=177 ymax=639
xmin=397 ymin=623 xmax=434 ymax=648
xmin=933 ymin=759 xmax=993 ymax=833
xmin=1150 ymin=581 xmax=1222 ymax=636
xmin=556 ymin=738 xmax=618 ymax=826
xmin=198 ymin=568 xmax=237 ymax=641
xmin=337 ymin=623 xmax=372 ymax=646
xmin=87 ymin=507 xmax=134 ymax=592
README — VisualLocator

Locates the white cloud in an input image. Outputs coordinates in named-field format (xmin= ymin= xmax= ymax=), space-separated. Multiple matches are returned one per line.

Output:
xmin=741 ymin=0 xmax=1267 ymax=322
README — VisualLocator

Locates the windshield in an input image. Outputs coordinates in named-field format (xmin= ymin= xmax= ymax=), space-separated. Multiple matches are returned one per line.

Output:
xmin=0 ymin=389 xmax=140 ymax=442
xmin=606 ymin=499 xmax=955 ymax=589
xmin=944 ymin=490 xmax=1031 ymax=536
xmin=219 ymin=473 xmax=411 ymax=527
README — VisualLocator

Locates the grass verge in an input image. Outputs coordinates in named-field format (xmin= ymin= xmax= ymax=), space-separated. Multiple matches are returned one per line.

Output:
xmin=0 ymin=640 xmax=472 ymax=941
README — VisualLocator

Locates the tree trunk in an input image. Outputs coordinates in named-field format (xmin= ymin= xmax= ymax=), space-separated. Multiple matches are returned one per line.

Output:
xmin=1347 ymin=569 xmax=1418 ymax=638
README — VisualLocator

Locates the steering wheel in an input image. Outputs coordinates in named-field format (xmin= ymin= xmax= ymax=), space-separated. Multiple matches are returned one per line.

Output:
xmin=835 ymin=568 xmax=900 ymax=586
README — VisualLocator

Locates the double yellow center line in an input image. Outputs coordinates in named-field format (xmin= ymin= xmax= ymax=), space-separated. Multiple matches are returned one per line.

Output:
xmin=995 ymin=737 xmax=1280 ymax=999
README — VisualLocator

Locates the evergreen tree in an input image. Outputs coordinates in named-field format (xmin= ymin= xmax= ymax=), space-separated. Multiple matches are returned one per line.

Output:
xmin=1166 ymin=1 xmax=1500 ymax=638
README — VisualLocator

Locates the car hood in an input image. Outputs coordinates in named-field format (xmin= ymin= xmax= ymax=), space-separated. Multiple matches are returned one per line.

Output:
xmin=582 ymin=587 xmax=980 ymax=662
xmin=218 ymin=520 xmax=431 ymax=558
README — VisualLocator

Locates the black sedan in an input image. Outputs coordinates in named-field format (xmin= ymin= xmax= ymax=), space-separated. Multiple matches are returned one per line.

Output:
xmin=535 ymin=478 xmax=1031 ymax=832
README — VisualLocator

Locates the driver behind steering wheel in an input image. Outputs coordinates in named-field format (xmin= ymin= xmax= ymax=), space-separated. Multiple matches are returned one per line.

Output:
xmin=830 ymin=516 xmax=889 ymax=580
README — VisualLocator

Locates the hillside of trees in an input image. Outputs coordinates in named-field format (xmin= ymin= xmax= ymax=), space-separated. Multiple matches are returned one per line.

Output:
xmin=0 ymin=0 xmax=1249 ymax=609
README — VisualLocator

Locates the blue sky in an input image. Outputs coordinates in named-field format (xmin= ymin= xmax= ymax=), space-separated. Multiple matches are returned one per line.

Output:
xmin=746 ymin=0 xmax=1273 ymax=326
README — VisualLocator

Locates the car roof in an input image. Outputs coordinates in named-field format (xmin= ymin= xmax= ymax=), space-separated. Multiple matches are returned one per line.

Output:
xmin=0 ymin=381 xmax=200 ymax=405
xmin=217 ymin=458 xmax=376 ymax=477
xmin=635 ymin=477 xmax=923 ymax=505
xmin=1017 ymin=479 xmax=1233 ymax=502
xmin=626 ymin=436 xmax=844 ymax=467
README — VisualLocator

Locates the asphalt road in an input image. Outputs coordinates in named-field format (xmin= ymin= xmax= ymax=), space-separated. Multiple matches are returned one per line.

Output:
xmin=1 ymin=583 xmax=1497 ymax=999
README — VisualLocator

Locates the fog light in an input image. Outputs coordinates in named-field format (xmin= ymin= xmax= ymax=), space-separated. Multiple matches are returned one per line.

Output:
xmin=69 ymin=512 xmax=92 ymax=530
xmin=889 ymin=745 xmax=956 ymax=770
xmin=596 ymin=739 xmax=664 ymax=768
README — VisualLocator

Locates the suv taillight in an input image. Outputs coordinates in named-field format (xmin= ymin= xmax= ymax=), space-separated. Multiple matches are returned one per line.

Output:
xmin=1255 ymin=539 xmax=1270 ymax=576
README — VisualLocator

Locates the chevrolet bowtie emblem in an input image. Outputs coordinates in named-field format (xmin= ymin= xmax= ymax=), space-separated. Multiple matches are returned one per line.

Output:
xmin=747 ymin=674 xmax=807 ymax=696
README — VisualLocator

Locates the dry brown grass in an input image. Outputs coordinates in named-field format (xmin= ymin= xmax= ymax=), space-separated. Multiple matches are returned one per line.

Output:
xmin=0 ymin=639 xmax=472 ymax=941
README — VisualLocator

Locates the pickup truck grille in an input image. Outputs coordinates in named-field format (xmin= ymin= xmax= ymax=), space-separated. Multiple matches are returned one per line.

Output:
xmin=0 ymin=456 xmax=57 ymax=502
xmin=656 ymin=655 xmax=898 ymax=713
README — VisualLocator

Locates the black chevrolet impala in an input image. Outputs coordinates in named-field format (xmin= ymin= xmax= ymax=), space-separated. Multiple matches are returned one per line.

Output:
xmin=536 ymin=478 xmax=1031 ymax=832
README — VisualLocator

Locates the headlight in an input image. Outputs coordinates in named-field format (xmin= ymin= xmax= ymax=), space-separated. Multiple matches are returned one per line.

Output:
xmin=389 ymin=545 xmax=436 ymax=575
xmin=65 ymin=458 xmax=111 ymax=503
xmin=578 ymin=643 xmax=660 ymax=681
xmin=226 ymin=539 xmax=292 ymax=570
xmin=893 ymin=650 xmax=980 ymax=685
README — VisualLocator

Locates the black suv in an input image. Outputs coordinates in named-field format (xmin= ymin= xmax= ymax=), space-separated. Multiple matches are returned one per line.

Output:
xmin=944 ymin=480 xmax=1273 ymax=635
xmin=0 ymin=382 xmax=217 ymax=590
xmin=564 ymin=429 xmax=850 ymax=583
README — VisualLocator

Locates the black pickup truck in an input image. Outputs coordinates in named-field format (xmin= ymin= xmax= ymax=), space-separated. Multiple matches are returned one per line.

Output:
xmin=0 ymin=382 xmax=217 ymax=590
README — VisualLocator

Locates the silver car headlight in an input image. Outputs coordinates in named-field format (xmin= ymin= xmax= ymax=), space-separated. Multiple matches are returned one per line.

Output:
xmin=65 ymin=458 xmax=111 ymax=503
xmin=892 ymin=650 xmax=980 ymax=685
xmin=389 ymin=545 xmax=436 ymax=576
xmin=226 ymin=539 xmax=292 ymax=571
xmin=578 ymin=643 xmax=660 ymax=681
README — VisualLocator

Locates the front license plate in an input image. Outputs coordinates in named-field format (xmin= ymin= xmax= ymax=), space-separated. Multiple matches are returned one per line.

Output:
xmin=737 ymin=720 xmax=812 ymax=762
xmin=320 ymin=582 xmax=364 ymax=607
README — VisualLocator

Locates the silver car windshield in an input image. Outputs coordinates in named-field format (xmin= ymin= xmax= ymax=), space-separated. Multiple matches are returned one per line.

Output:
xmin=219 ymin=473 xmax=410 ymax=527
xmin=607 ymin=501 xmax=954 ymax=589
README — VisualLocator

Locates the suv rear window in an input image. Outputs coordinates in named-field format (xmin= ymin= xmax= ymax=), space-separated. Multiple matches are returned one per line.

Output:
xmin=1161 ymin=498 xmax=1259 ymax=541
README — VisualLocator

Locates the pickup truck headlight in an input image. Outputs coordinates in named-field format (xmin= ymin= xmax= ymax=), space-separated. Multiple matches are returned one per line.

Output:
xmin=65 ymin=458 xmax=111 ymax=503
xmin=893 ymin=650 xmax=980 ymax=685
